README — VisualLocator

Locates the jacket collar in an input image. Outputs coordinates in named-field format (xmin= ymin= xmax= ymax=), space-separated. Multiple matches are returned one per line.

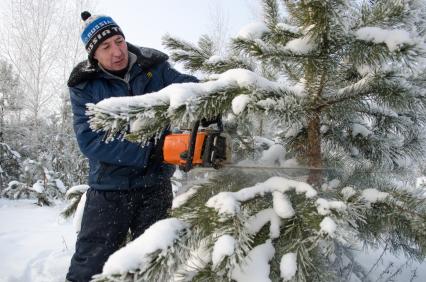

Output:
xmin=67 ymin=42 xmax=168 ymax=87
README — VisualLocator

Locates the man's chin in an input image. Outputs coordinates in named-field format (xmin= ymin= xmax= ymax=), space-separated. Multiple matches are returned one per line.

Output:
xmin=111 ymin=59 xmax=128 ymax=70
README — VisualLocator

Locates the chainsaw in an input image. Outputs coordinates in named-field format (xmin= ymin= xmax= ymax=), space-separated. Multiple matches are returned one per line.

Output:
xmin=161 ymin=118 xmax=334 ymax=174
xmin=162 ymin=118 xmax=231 ymax=172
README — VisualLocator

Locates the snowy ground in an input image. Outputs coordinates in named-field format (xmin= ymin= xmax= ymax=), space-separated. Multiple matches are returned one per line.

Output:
xmin=0 ymin=198 xmax=425 ymax=282
xmin=0 ymin=199 xmax=75 ymax=282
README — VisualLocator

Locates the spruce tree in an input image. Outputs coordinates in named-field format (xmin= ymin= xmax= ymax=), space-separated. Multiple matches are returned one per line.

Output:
xmin=88 ymin=0 xmax=426 ymax=281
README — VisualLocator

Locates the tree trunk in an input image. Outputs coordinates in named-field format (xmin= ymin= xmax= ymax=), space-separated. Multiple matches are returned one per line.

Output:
xmin=306 ymin=112 xmax=322 ymax=188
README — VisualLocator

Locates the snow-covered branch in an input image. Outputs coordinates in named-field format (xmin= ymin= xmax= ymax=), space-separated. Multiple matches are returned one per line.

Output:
xmin=87 ymin=69 xmax=303 ymax=143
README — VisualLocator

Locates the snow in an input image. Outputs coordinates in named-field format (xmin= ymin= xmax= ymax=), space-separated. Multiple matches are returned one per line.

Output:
xmin=284 ymin=35 xmax=316 ymax=54
xmin=65 ymin=184 xmax=89 ymax=197
xmin=355 ymin=245 xmax=426 ymax=281
xmin=206 ymin=176 xmax=317 ymax=216
xmin=31 ymin=180 xmax=45 ymax=193
xmin=254 ymin=136 xmax=274 ymax=146
xmin=211 ymin=234 xmax=235 ymax=268
xmin=280 ymin=158 xmax=301 ymax=168
xmin=0 ymin=199 xmax=75 ymax=282
xmin=326 ymin=179 xmax=340 ymax=189
xmin=231 ymin=240 xmax=275 ymax=282
xmin=341 ymin=186 xmax=357 ymax=200
xmin=356 ymin=64 xmax=373 ymax=76
xmin=280 ymin=252 xmax=297 ymax=281
xmin=355 ymin=27 xmax=413 ymax=52
xmin=315 ymin=198 xmax=347 ymax=215
xmin=92 ymin=68 xmax=286 ymax=118
xmin=272 ymin=191 xmax=295 ymax=218
xmin=415 ymin=176 xmax=426 ymax=189
xmin=101 ymin=218 xmax=189 ymax=276
xmin=215 ymin=69 xmax=279 ymax=90
xmin=7 ymin=180 xmax=21 ymax=187
xmin=361 ymin=188 xmax=389 ymax=203
xmin=292 ymin=78 xmax=307 ymax=97
xmin=256 ymin=98 xmax=276 ymax=109
xmin=352 ymin=123 xmax=372 ymax=137
xmin=232 ymin=94 xmax=251 ymax=115
xmin=172 ymin=185 xmax=201 ymax=209
xmin=73 ymin=191 xmax=86 ymax=233
xmin=284 ymin=123 xmax=303 ymax=138
xmin=206 ymin=191 xmax=241 ymax=215
xmin=337 ymin=73 xmax=373 ymax=96
xmin=320 ymin=216 xmax=337 ymax=237
xmin=245 ymin=208 xmax=281 ymax=239
xmin=54 ymin=179 xmax=66 ymax=194
xmin=236 ymin=22 xmax=268 ymax=39
xmin=1 ymin=142 xmax=22 ymax=159
xmin=207 ymin=55 xmax=222 ymax=64
xmin=259 ymin=144 xmax=286 ymax=166
xmin=276 ymin=22 xmax=299 ymax=34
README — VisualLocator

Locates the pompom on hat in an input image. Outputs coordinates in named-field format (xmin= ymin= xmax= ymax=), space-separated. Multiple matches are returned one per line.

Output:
xmin=80 ymin=11 xmax=125 ymax=59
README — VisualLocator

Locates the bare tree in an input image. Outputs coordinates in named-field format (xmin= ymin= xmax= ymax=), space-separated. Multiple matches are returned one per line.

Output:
xmin=0 ymin=0 xmax=97 ymax=188
xmin=206 ymin=0 xmax=230 ymax=56
xmin=53 ymin=0 xmax=97 ymax=128
xmin=0 ymin=0 xmax=66 ymax=124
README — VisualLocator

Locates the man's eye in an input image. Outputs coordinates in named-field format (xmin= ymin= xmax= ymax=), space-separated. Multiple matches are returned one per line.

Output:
xmin=102 ymin=45 xmax=110 ymax=50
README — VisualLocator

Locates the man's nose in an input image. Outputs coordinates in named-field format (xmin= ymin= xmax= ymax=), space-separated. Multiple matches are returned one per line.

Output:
xmin=111 ymin=44 xmax=122 ymax=57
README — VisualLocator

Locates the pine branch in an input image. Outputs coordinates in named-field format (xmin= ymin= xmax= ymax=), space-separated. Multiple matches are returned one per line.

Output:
xmin=162 ymin=35 xmax=211 ymax=73
xmin=263 ymin=0 xmax=280 ymax=29
xmin=87 ymin=70 xmax=310 ymax=144
xmin=163 ymin=34 xmax=256 ymax=75
xmin=60 ymin=196 xmax=80 ymax=218
xmin=358 ymin=0 xmax=407 ymax=27
xmin=203 ymin=56 xmax=255 ymax=74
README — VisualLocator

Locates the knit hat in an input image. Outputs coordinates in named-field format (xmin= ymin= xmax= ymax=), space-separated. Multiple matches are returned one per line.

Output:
xmin=80 ymin=11 xmax=125 ymax=58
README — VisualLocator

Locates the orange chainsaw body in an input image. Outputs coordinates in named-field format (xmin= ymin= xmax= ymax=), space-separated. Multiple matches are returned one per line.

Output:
xmin=163 ymin=132 xmax=207 ymax=166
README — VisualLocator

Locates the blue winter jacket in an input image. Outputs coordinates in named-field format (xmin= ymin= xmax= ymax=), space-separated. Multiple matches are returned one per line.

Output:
xmin=68 ymin=43 xmax=198 ymax=190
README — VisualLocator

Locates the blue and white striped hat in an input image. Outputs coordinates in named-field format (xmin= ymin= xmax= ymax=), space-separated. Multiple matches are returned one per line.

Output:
xmin=80 ymin=11 xmax=125 ymax=58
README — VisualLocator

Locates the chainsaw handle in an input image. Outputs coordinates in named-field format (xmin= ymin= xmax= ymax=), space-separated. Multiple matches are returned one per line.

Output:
xmin=183 ymin=120 xmax=200 ymax=172
xmin=201 ymin=115 xmax=223 ymax=131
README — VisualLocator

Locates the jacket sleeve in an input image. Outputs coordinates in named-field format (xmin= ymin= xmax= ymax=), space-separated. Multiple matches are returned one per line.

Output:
xmin=160 ymin=62 xmax=199 ymax=85
xmin=70 ymin=86 xmax=152 ymax=168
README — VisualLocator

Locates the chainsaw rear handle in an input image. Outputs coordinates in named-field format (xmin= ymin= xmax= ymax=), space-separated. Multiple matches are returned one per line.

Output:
xmin=183 ymin=120 xmax=200 ymax=172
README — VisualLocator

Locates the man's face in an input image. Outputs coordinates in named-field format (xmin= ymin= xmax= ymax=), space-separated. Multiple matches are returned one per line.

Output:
xmin=94 ymin=35 xmax=128 ymax=71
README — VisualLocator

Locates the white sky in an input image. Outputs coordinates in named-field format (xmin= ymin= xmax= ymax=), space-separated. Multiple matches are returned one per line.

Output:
xmin=92 ymin=0 xmax=262 ymax=52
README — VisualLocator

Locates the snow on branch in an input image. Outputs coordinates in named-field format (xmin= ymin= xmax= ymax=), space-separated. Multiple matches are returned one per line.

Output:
xmin=230 ymin=239 xmax=275 ymax=282
xmin=87 ymin=69 xmax=299 ymax=142
xmin=100 ymin=218 xmax=189 ymax=277
xmin=211 ymin=234 xmax=236 ymax=269
xmin=280 ymin=252 xmax=298 ymax=281
xmin=205 ymin=176 xmax=317 ymax=217
xmin=355 ymin=27 xmax=414 ymax=52
xmin=237 ymin=22 xmax=269 ymax=40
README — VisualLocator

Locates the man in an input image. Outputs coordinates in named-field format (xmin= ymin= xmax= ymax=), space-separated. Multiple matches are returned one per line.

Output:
xmin=66 ymin=11 xmax=197 ymax=282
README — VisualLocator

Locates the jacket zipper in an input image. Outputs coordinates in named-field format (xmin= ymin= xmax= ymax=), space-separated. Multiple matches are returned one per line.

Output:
xmin=124 ymin=72 xmax=133 ymax=96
